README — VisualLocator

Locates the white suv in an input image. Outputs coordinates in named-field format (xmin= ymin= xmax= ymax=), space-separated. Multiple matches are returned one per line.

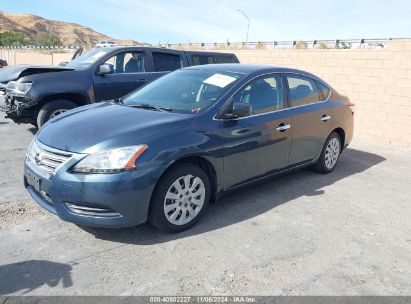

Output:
xmin=95 ymin=41 xmax=118 ymax=48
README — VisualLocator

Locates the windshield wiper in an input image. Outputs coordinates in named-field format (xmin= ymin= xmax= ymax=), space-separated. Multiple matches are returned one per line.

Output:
xmin=128 ymin=103 xmax=172 ymax=112
xmin=113 ymin=98 xmax=124 ymax=104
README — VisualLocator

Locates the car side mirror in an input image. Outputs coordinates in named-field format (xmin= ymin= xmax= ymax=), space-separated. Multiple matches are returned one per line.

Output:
xmin=222 ymin=102 xmax=251 ymax=119
xmin=59 ymin=61 xmax=68 ymax=67
xmin=98 ymin=64 xmax=114 ymax=75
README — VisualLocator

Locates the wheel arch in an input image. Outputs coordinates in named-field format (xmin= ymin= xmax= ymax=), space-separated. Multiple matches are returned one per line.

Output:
xmin=153 ymin=155 xmax=219 ymax=204
xmin=331 ymin=127 xmax=345 ymax=151
xmin=37 ymin=93 xmax=90 ymax=110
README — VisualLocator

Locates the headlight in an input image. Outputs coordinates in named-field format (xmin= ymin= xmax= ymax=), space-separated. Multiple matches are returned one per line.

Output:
xmin=7 ymin=81 xmax=32 ymax=94
xmin=71 ymin=145 xmax=148 ymax=174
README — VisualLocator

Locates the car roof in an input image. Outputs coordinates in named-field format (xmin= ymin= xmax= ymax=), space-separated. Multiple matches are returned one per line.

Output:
xmin=95 ymin=46 xmax=177 ymax=51
xmin=184 ymin=50 xmax=236 ymax=56
xmin=92 ymin=46 xmax=235 ymax=55
xmin=182 ymin=63 xmax=319 ymax=77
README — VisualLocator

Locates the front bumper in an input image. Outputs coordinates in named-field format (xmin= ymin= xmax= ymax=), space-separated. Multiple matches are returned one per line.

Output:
xmin=1 ymin=93 xmax=37 ymax=124
xmin=24 ymin=153 xmax=160 ymax=228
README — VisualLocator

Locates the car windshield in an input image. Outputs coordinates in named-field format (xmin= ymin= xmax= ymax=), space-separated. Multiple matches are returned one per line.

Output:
xmin=65 ymin=48 xmax=111 ymax=70
xmin=123 ymin=69 xmax=243 ymax=113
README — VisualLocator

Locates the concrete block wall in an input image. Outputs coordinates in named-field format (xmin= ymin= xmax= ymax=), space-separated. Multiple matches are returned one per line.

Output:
xmin=1 ymin=42 xmax=411 ymax=147
xmin=0 ymin=49 xmax=73 ymax=66
xmin=218 ymin=40 xmax=411 ymax=147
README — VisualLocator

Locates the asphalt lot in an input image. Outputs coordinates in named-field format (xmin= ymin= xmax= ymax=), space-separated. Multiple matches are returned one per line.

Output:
xmin=0 ymin=95 xmax=410 ymax=295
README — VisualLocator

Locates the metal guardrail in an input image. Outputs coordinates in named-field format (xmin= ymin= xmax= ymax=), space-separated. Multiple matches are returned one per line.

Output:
xmin=162 ymin=38 xmax=410 ymax=50
xmin=1 ymin=38 xmax=409 ymax=51
xmin=0 ymin=45 xmax=84 ymax=50
xmin=0 ymin=43 xmax=153 ymax=50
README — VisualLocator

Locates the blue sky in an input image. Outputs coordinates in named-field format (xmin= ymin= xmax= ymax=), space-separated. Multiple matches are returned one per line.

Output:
xmin=1 ymin=0 xmax=410 ymax=44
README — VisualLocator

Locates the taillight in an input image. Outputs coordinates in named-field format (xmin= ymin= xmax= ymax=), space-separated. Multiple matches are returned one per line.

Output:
xmin=347 ymin=101 xmax=355 ymax=116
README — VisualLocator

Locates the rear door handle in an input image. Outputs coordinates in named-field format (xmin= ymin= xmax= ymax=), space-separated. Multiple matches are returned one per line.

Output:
xmin=276 ymin=123 xmax=291 ymax=132
xmin=321 ymin=115 xmax=331 ymax=121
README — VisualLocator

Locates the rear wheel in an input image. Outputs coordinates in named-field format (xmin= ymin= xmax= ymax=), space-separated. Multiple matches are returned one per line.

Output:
xmin=149 ymin=163 xmax=210 ymax=233
xmin=36 ymin=99 xmax=77 ymax=128
xmin=313 ymin=131 xmax=341 ymax=174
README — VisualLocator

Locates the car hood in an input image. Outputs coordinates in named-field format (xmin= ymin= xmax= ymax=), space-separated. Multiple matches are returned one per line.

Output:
xmin=0 ymin=65 xmax=73 ymax=83
xmin=37 ymin=102 xmax=193 ymax=153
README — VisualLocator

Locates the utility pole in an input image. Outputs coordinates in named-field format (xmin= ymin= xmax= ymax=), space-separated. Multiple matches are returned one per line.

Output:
xmin=237 ymin=9 xmax=250 ymax=43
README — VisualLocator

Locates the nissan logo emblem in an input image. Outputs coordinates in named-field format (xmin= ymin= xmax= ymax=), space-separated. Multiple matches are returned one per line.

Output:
xmin=34 ymin=153 xmax=41 ymax=165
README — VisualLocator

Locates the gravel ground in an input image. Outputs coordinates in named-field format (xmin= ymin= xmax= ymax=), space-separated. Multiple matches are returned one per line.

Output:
xmin=0 ymin=96 xmax=410 ymax=295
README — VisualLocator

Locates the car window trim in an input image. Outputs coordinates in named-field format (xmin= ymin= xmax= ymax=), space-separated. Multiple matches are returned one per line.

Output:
xmin=284 ymin=73 xmax=331 ymax=106
xmin=214 ymin=71 xmax=331 ymax=121
xmin=315 ymin=79 xmax=332 ymax=101
xmin=214 ymin=72 xmax=288 ymax=120
xmin=93 ymin=50 xmax=146 ymax=74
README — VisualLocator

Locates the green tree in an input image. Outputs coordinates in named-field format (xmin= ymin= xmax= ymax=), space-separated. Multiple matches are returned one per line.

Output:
xmin=32 ymin=32 xmax=62 ymax=46
xmin=295 ymin=41 xmax=308 ymax=49
xmin=0 ymin=31 xmax=28 ymax=46
xmin=336 ymin=41 xmax=352 ymax=49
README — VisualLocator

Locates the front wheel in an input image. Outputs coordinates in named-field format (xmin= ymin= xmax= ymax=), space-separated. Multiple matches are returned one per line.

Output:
xmin=149 ymin=163 xmax=211 ymax=233
xmin=36 ymin=100 xmax=77 ymax=128
xmin=313 ymin=132 xmax=342 ymax=174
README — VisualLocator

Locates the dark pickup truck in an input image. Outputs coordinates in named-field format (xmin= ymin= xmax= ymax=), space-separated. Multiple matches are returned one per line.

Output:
xmin=1 ymin=47 xmax=239 ymax=127
xmin=0 ymin=59 xmax=7 ymax=69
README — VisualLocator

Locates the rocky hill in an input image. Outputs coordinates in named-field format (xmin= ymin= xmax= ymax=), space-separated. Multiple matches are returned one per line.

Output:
xmin=0 ymin=11 xmax=141 ymax=46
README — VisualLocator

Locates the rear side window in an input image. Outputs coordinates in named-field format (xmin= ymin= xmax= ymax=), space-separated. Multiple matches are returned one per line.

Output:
xmin=234 ymin=74 xmax=285 ymax=115
xmin=318 ymin=82 xmax=331 ymax=100
xmin=214 ymin=56 xmax=235 ymax=63
xmin=191 ymin=55 xmax=235 ymax=66
xmin=192 ymin=55 xmax=214 ymax=65
xmin=286 ymin=75 xmax=321 ymax=107
xmin=153 ymin=53 xmax=182 ymax=72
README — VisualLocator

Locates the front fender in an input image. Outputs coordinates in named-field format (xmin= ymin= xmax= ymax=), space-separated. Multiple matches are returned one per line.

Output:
xmin=19 ymin=70 xmax=94 ymax=105
xmin=140 ymin=125 xmax=224 ymax=194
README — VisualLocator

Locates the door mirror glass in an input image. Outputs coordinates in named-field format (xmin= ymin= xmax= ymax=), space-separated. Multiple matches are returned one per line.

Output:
xmin=223 ymin=102 xmax=251 ymax=119
xmin=233 ymin=102 xmax=252 ymax=117
xmin=98 ymin=63 xmax=114 ymax=75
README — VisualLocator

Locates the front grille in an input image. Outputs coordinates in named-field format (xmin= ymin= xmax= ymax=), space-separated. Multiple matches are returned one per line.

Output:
xmin=27 ymin=139 xmax=73 ymax=178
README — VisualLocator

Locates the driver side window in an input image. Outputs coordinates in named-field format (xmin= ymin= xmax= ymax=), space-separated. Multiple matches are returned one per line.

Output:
xmin=233 ymin=74 xmax=285 ymax=115
xmin=103 ymin=52 xmax=144 ymax=74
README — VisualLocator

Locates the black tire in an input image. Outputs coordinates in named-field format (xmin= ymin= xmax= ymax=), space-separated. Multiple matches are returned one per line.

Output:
xmin=36 ymin=99 xmax=77 ymax=128
xmin=149 ymin=163 xmax=211 ymax=233
xmin=313 ymin=131 xmax=342 ymax=174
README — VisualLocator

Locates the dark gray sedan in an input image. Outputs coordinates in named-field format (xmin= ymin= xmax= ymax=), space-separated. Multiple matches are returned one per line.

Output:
xmin=25 ymin=64 xmax=354 ymax=232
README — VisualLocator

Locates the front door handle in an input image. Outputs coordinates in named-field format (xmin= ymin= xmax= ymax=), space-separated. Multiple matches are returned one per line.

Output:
xmin=276 ymin=123 xmax=291 ymax=132
xmin=321 ymin=115 xmax=331 ymax=121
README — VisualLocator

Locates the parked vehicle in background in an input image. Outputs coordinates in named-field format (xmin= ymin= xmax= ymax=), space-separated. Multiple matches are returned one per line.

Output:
xmin=24 ymin=64 xmax=354 ymax=232
xmin=0 ymin=59 xmax=7 ymax=68
xmin=95 ymin=41 xmax=118 ymax=48
xmin=58 ymin=47 xmax=84 ymax=66
xmin=0 ymin=48 xmax=83 ymax=96
xmin=0 ymin=47 xmax=239 ymax=127
xmin=0 ymin=59 xmax=7 ymax=94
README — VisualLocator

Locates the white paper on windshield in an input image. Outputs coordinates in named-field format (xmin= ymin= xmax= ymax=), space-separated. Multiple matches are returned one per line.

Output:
xmin=91 ymin=51 xmax=106 ymax=60
xmin=203 ymin=74 xmax=236 ymax=88
xmin=83 ymin=51 xmax=107 ymax=63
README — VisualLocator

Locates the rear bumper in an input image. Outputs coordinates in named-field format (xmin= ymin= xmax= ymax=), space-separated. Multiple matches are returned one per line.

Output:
xmin=24 ymin=157 xmax=161 ymax=228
